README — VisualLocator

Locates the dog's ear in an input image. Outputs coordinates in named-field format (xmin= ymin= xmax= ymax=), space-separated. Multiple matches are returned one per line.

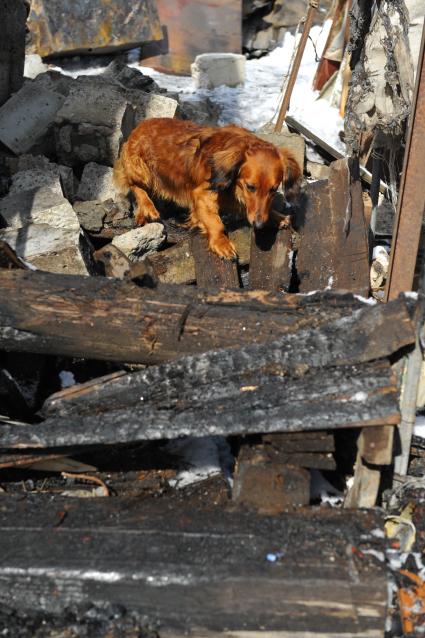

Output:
xmin=279 ymin=148 xmax=302 ymax=192
xmin=209 ymin=147 xmax=243 ymax=191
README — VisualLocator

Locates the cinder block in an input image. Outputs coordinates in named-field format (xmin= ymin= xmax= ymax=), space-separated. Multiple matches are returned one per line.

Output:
xmin=0 ymin=81 xmax=65 ymax=154
xmin=191 ymin=53 xmax=246 ymax=89
xmin=112 ymin=224 xmax=166 ymax=261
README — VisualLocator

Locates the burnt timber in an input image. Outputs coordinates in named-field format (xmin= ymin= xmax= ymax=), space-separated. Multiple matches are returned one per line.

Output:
xmin=0 ymin=496 xmax=388 ymax=637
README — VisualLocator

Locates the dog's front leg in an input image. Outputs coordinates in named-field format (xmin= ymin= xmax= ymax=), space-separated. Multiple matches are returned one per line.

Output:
xmin=131 ymin=185 xmax=161 ymax=225
xmin=191 ymin=185 xmax=236 ymax=259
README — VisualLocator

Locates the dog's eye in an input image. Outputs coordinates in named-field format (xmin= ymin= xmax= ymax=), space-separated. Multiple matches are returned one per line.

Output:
xmin=270 ymin=185 xmax=279 ymax=193
xmin=246 ymin=183 xmax=256 ymax=192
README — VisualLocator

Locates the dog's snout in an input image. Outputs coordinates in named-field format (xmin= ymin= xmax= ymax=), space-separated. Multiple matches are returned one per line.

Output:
xmin=254 ymin=219 xmax=265 ymax=230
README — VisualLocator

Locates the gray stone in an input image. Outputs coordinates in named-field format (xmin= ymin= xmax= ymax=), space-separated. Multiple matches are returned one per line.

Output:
xmin=178 ymin=95 xmax=221 ymax=126
xmin=0 ymin=187 xmax=80 ymax=231
xmin=8 ymin=155 xmax=78 ymax=202
xmin=76 ymin=163 xmax=120 ymax=202
xmin=191 ymin=53 xmax=246 ymax=89
xmin=111 ymin=223 xmax=166 ymax=261
xmin=133 ymin=93 xmax=179 ymax=123
xmin=0 ymin=81 xmax=66 ymax=154
xmin=73 ymin=200 xmax=107 ymax=233
xmin=0 ymin=224 xmax=91 ymax=275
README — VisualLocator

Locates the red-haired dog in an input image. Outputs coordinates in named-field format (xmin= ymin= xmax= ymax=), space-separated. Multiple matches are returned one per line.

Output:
xmin=114 ymin=117 xmax=301 ymax=259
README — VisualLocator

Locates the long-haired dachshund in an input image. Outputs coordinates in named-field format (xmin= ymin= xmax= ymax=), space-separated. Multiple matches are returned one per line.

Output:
xmin=114 ymin=117 xmax=301 ymax=259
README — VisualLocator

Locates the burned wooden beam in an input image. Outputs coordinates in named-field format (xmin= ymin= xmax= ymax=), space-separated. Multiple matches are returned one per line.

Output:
xmin=0 ymin=496 xmax=388 ymax=636
xmin=38 ymin=294 xmax=413 ymax=420
xmin=0 ymin=359 xmax=400 ymax=449
xmin=297 ymin=158 xmax=370 ymax=296
xmin=0 ymin=270 xmax=414 ymax=365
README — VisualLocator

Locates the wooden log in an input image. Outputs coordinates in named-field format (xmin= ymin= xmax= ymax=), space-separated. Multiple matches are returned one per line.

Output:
xmin=297 ymin=158 xmax=370 ymax=296
xmin=38 ymin=294 xmax=413 ymax=420
xmin=0 ymin=497 xmax=388 ymax=636
xmin=0 ymin=269 xmax=415 ymax=365
xmin=149 ymin=226 xmax=250 ymax=285
xmin=0 ymin=359 xmax=400 ymax=449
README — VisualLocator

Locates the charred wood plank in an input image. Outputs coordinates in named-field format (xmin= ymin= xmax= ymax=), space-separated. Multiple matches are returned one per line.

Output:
xmin=0 ymin=497 xmax=388 ymax=636
xmin=191 ymin=233 xmax=240 ymax=289
xmin=297 ymin=158 xmax=369 ymax=296
xmin=0 ymin=270 xmax=415 ymax=364
xmin=39 ymin=296 xmax=413 ymax=419
xmin=262 ymin=431 xmax=335 ymax=453
xmin=249 ymin=226 xmax=292 ymax=291
xmin=0 ymin=359 xmax=400 ymax=449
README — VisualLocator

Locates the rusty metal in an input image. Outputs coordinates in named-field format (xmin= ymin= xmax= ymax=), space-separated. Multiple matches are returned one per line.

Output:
xmin=26 ymin=0 xmax=162 ymax=58
xmin=384 ymin=22 xmax=425 ymax=302
xmin=142 ymin=0 xmax=241 ymax=75
xmin=274 ymin=1 xmax=318 ymax=132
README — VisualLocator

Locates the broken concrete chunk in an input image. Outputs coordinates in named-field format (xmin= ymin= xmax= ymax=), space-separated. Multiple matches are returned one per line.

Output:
xmin=191 ymin=53 xmax=246 ymax=89
xmin=73 ymin=200 xmax=108 ymax=233
xmin=54 ymin=79 xmax=134 ymax=167
xmin=7 ymin=155 xmax=77 ymax=202
xmin=111 ymin=224 xmax=166 ymax=261
xmin=0 ymin=81 xmax=65 ymax=155
xmin=76 ymin=163 xmax=120 ymax=202
xmin=0 ymin=225 xmax=91 ymax=275
xmin=0 ymin=187 xmax=80 ymax=231
xmin=133 ymin=93 xmax=179 ymax=123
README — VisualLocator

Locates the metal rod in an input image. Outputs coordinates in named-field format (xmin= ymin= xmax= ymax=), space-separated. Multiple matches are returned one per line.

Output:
xmin=274 ymin=1 xmax=318 ymax=133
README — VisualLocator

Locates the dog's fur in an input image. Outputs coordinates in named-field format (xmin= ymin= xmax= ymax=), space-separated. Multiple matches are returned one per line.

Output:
xmin=114 ymin=117 xmax=301 ymax=258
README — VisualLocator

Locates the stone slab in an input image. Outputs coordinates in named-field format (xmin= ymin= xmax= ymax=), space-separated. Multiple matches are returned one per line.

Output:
xmin=0 ymin=187 xmax=80 ymax=231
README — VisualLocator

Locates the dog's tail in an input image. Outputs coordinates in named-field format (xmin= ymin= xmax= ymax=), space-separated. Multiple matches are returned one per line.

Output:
xmin=113 ymin=149 xmax=130 ymax=195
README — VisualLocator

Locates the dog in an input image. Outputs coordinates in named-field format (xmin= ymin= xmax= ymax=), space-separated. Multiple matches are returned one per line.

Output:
xmin=114 ymin=117 xmax=301 ymax=259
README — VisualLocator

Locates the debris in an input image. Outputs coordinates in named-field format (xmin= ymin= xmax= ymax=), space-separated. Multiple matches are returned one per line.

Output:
xmin=370 ymin=245 xmax=390 ymax=291
xmin=73 ymin=201 xmax=107 ymax=234
xmin=191 ymin=53 xmax=246 ymax=89
xmin=76 ymin=163 xmax=120 ymax=202
xmin=26 ymin=0 xmax=162 ymax=58
xmin=0 ymin=187 xmax=80 ymax=231
xmin=23 ymin=53 xmax=48 ymax=80
xmin=0 ymin=80 xmax=66 ymax=155
xmin=385 ymin=503 xmax=416 ymax=553
xmin=0 ymin=225 xmax=93 ymax=275
xmin=111 ymin=224 xmax=166 ymax=261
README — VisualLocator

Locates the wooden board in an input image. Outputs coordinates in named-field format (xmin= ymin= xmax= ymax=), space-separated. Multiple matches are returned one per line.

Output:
xmin=297 ymin=159 xmax=370 ymax=296
xmin=142 ymin=0 xmax=242 ymax=75
xmin=0 ymin=496 xmax=388 ymax=636
xmin=249 ymin=226 xmax=292 ymax=291
xmin=191 ymin=233 xmax=240 ymax=289
xmin=0 ymin=270 xmax=410 ymax=365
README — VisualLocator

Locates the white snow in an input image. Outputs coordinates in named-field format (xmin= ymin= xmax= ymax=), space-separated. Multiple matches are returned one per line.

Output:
xmin=351 ymin=391 xmax=368 ymax=402
xmin=414 ymin=414 xmax=425 ymax=439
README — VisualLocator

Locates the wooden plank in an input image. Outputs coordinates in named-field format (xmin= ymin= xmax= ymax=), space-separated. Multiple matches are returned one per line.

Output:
xmin=263 ymin=431 xmax=335 ymax=453
xmin=0 ymin=270 xmax=410 ymax=365
xmin=249 ymin=226 xmax=292 ymax=291
xmin=297 ymin=159 xmax=369 ymax=296
xmin=0 ymin=497 xmax=388 ymax=636
xmin=39 ymin=296 xmax=414 ymax=420
xmin=142 ymin=0 xmax=241 ymax=75
xmin=0 ymin=359 xmax=400 ymax=449
xmin=191 ymin=233 xmax=240 ymax=289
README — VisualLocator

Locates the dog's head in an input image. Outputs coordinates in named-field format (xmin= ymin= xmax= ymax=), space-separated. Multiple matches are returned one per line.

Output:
xmin=209 ymin=139 xmax=301 ymax=229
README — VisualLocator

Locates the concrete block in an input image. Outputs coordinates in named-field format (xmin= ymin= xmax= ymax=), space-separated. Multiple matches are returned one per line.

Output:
xmin=133 ymin=93 xmax=179 ymax=123
xmin=112 ymin=224 xmax=166 ymax=261
xmin=76 ymin=163 xmax=120 ymax=202
xmin=0 ymin=187 xmax=80 ymax=231
xmin=73 ymin=200 xmax=107 ymax=233
xmin=0 ymin=224 xmax=91 ymax=275
xmin=8 ymin=155 xmax=78 ymax=202
xmin=0 ymin=81 xmax=66 ymax=154
xmin=191 ymin=53 xmax=246 ymax=89
xmin=54 ymin=78 xmax=134 ymax=166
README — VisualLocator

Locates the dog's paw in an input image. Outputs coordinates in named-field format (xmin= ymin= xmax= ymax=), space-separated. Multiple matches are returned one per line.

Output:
xmin=145 ymin=207 xmax=161 ymax=222
xmin=134 ymin=209 xmax=146 ymax=226
xmin=209 ymin=236 xmax=237 ymax=260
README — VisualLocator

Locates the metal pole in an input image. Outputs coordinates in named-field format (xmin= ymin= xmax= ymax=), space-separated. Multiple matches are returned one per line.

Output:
xmin=274 ymin=1 xmax=319 ymax=133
